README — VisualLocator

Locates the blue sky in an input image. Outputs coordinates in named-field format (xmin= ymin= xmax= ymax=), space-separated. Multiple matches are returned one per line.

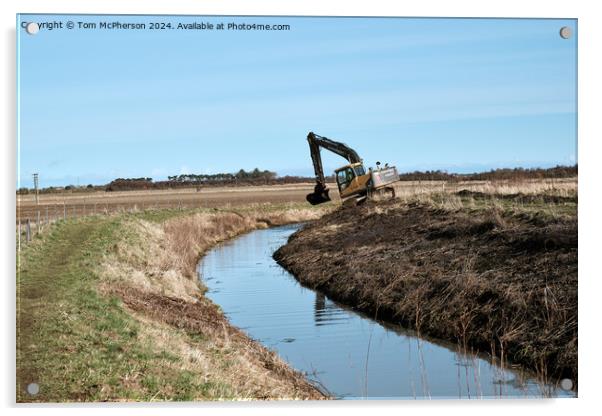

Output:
xmin=17 ymin=15 xmax=577 ymax=187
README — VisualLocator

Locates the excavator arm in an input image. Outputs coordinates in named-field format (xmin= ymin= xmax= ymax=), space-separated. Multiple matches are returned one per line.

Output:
xmin=306 ymin=132 xmax=362 ymax=205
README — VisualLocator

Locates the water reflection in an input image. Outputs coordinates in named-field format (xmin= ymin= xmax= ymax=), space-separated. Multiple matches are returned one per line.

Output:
xmin=198 ymin=224 xmax=574 ymax=399
xmin=314 ymin=292 xmax=326 ymax=325
xmin=314 ymin=293 xmax=349 ymax=327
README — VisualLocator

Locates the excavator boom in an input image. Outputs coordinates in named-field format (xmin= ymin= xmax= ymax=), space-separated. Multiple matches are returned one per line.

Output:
xmin=306 ymin=132 xmax=362 ymax=205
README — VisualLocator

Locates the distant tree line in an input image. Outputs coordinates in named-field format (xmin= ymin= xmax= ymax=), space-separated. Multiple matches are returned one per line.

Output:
xmin=17 ymin=184 xmax=105 ymax=195
xmin=166 ymin=168 xmax=277 ymax=183
xmin=105 ymin=168 xmax=308 ymax=192
xmin=398 ymin=165 xmax=577 ymax=182
xmin=105 ymin=178 xmax=154 ymax=192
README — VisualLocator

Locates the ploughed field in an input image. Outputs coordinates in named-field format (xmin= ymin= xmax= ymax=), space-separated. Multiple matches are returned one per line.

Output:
xmin=16 ymin=184 xmax=323 ymax=223
xmin=274 ymin=182 xmax=577 ymax=385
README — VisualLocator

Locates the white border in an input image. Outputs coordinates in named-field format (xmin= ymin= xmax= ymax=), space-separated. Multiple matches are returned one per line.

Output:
xmin=3 ymin=1 xmax=600 ymax=416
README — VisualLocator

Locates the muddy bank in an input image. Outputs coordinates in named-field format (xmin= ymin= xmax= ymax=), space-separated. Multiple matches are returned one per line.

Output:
xmin=274 ymin=199 xmax=577 ymax=384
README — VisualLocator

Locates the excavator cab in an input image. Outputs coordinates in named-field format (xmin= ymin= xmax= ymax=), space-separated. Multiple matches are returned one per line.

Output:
xmin=334 ymin=163 xmax=370 ymax=198
xmin=336 ymin=167 xmax=354 ymax=191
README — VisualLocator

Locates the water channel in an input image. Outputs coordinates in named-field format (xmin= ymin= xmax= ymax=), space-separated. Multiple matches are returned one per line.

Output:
xmin=198 ymin=224 xmax=573 ymax=399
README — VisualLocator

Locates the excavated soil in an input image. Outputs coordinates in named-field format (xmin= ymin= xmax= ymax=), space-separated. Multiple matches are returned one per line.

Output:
xmin=274 ymin=199 xmax=577 ymax=383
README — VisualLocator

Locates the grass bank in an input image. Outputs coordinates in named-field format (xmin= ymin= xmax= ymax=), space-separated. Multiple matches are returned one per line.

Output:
xmin=17 ymin=203 xmax=330 ymax=402
xmin=274 ymin=187 xmax=577 ymax=387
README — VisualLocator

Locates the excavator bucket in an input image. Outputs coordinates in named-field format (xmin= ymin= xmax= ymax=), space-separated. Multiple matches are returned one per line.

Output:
xmin=306 ymin=184 xmax=331 ymax=205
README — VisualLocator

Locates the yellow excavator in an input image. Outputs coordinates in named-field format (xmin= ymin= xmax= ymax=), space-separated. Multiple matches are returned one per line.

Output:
xmin=305 ymin=132 xmax=399 ymax=205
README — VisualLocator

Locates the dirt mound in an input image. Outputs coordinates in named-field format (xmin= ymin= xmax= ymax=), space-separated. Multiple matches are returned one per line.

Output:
xmin=274 ymin=200 xmax=577 ymax=384
xmin=455 ymin=189 xmax=577 ymax=204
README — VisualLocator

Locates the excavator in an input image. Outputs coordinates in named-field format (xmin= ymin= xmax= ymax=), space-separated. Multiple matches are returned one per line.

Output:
xmin=305 ymin=132 xmax=400 ymax=205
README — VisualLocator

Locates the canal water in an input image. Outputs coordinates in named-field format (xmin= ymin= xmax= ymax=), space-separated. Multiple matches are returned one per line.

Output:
xmin=198 ymin=224 xmax=573 ymax=399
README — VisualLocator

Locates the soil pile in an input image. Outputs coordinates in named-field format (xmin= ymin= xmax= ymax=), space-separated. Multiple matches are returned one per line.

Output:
xmin=274 ymin=199 xmax=577 ymax=383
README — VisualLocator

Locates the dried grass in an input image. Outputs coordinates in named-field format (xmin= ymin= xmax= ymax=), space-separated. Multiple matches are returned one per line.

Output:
xmin=98 ymin=205 xmax=330 ymax=400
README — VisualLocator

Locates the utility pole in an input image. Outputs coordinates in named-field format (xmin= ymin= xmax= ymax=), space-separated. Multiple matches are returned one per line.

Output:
xmin=32 ymin=173 xmax=39 ymax=205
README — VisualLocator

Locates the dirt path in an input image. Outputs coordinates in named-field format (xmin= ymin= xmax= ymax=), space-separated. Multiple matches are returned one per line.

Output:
xmin=17 ymin=219 xmax=112 ymax=400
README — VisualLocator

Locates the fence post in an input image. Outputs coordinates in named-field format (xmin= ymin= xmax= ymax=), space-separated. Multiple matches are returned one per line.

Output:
xmin=63 ymin=203 xmax=66 ymax=220
xmin=45 ymin=206 xmax=49 ymax=226
xmin=83 ymin=203 xmax=86 ymax=216
xmin=37 ymin=210 xmax=40 ymax=234
xmin=18 ymin=219 xmax=21 ymax=251
xmin=26 ymin=219 xmax=31 ymax=242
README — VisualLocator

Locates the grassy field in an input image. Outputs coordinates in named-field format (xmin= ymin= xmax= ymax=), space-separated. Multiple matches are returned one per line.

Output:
xmin=275 ymin=178 xmax=577 ymax=388
xmin=17 ymin=203 xmax=331 ymax=402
